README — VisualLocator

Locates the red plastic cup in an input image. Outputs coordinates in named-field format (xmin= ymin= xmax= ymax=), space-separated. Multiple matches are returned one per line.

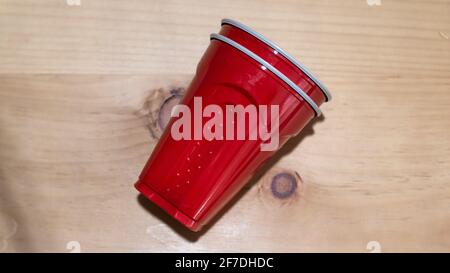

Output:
xmin=135 ymin=22 xmax=330 ymax=231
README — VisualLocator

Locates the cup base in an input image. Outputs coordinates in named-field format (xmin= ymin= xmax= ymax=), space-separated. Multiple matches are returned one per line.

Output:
xmin=135 ymin=180 xmax=202 ymax=232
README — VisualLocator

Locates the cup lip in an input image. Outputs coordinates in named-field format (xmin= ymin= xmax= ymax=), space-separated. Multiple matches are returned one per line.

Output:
xmin=210 ymin=33 xmax=321 ymax=117
xmin=221 ymin=18 xmax=332 ymax=102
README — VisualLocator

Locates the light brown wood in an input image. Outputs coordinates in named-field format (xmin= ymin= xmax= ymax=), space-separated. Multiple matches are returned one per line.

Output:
xmin=0 ymin=0 xmax=449 ymax=252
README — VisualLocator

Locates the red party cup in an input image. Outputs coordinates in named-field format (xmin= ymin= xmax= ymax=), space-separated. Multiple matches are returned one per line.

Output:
xmin=135 ymin=23 xmax=330 ymax=231
xmin=219 ymin=18 xmax=331 ymax=106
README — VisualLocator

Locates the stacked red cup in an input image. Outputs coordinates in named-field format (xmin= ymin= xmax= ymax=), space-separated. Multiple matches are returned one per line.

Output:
xmin=135 ymin=19 xmax=331 ymax=231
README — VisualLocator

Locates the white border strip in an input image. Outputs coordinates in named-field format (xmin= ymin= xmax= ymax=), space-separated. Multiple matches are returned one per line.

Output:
xmin=210 ymin=33 xmax=321 ymax=117
xmin=221 ymin=18 xmax=331 ymax=102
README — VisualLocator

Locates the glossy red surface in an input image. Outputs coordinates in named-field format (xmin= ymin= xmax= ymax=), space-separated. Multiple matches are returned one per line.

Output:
xmin=219 ymin=23 xmax=326 ymax=106
xmin=135 ymin=36 xmax=324 ymax=231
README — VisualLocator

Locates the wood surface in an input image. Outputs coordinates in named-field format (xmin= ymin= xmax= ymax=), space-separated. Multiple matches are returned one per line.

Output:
xmin=0 ymin=0 xmax=449 ymax=252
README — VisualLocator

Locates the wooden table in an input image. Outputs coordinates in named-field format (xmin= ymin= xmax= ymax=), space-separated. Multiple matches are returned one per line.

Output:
xmin=0 ymin=0 xmax=449 ymax=252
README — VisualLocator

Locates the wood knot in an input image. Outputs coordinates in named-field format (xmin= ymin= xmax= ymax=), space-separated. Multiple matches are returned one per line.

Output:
xmin=138 ymin=86 xmax=185 ymax=140
xmin=258 ymin=168 xmax=303 ymax=208
xmin=271 ymin=172 xmax=298 ymax=199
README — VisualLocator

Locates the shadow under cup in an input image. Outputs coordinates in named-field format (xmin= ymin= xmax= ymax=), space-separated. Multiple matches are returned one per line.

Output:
xmin=135 ymin=24 xmax=329 ymax=232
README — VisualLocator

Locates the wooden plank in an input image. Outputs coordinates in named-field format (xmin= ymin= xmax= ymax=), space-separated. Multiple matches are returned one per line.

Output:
xmin=1 ymin=72 xmax=449 ymax=252
xmin=1 ymin=0 xmax=449 ymax=79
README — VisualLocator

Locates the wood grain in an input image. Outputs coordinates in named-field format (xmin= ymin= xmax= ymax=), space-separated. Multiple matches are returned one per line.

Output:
xmin=0 ymin=0 xmax=449 ymax=252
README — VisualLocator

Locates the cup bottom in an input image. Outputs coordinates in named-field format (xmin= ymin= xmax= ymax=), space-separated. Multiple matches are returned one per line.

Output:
xmin=135 ymin=180 xmax=202 ymax=232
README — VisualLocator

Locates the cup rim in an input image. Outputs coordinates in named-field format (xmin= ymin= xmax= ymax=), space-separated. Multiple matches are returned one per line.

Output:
xmin=210 ymin=33 xmax=321 ymax=117
xmin=221 ymin=18 xmax=332 ymax=102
